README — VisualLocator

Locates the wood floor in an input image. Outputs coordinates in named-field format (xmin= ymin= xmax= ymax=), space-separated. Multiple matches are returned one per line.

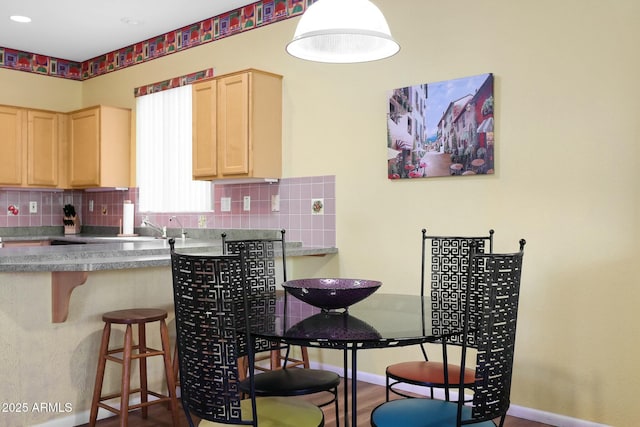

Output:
xmin=78 ymin=380 xmax=554 ymax=427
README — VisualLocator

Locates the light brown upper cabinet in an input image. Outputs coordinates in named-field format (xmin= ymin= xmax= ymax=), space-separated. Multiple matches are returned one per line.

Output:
xmin=192 ymin=69 xmax=282 ymax=181
xmin=68 ymin=105 xmax=131 ymax=188
xmin=27 ymin=109 xmax=59 ymax=187
xmin=0 ymin=105 xmax=59 ymax=187
xmin=0 ymin=105 xmax=23 ymax=185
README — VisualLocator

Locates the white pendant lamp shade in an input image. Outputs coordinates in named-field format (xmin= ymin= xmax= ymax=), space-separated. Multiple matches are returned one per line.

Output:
xmin=286 ymin=0 xmax=400 ymax=63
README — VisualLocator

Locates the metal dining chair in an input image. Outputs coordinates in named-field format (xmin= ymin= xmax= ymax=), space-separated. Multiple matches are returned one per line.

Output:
xmin=222 ymin=230 xmax=309 ymax=372
xmin=372 ymin=239 xmax=526 ymax=427
xmin=222 ymin=230 xmax=340 ymax=422
xmin=386 ymin=228 xmax=495 ymax=402
xmin=169 ymin=240 xmax=325 ymax=427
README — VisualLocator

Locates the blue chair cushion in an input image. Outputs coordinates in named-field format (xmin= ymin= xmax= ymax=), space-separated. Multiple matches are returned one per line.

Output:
xmin=371 ymin=398 xmax=496 ymax=427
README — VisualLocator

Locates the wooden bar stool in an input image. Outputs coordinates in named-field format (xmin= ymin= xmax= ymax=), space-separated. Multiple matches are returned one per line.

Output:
xmin=173 ymin=343 xmax=310 ymax=381
xmin=237 ymin=344 xmax=311 ymax=381
xmin=89 ymin=308 xmax=179 ymax=427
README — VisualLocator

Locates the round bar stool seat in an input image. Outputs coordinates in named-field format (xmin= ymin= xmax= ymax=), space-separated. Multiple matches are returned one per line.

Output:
xmin=103 ymin=308 xmax=168 ymax=324
xmin=89 ymin=308 xmax=179 ymax=427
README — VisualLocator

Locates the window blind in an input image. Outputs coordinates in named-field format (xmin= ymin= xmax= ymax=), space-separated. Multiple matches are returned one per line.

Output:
xmin=136 ymin=85 xmax=212 ymax=212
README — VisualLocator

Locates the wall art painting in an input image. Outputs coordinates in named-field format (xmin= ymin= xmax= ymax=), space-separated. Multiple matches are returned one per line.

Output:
xmin=387 ymin=73 xmax=494 ymax=179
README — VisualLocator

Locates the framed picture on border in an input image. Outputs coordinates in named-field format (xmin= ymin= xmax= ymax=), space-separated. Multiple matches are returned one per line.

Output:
xmin=387 ymin=73 xmax=494 ymax=179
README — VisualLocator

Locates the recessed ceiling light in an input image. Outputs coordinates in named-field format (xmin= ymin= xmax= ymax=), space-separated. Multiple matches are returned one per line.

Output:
xmin=10 ymin=15 xmax=32 ymax=23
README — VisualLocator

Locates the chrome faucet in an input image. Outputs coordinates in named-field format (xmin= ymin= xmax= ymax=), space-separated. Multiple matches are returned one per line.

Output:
xmin=170 ymin=216 xmax=187 ymax=240
xmin=141 ymin=217 xmax=166 ymax=238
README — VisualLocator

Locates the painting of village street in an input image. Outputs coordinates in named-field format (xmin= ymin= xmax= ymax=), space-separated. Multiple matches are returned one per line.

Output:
xmin=387 ymin=73 xmax=494 ymax=179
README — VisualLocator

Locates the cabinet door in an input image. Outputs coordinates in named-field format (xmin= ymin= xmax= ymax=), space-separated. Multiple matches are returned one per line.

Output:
xmin=0 ymin=106 xmax=23 ymax=185
xmin=217 ymin=72 xmax=250 ymax=176
xmin=69 ymin=108 xmax=100 ymax=187
xmin=27 ymin=110 xmax=58 ymax=186
xmin=192 ymin=81 xmax=218 ymax=179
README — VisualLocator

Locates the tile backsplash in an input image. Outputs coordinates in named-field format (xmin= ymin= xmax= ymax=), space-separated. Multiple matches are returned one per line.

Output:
xmin=0 ymin=189 xmax=83 ymax=228
xmin=0 ymin=176 xmax=336 ymax=248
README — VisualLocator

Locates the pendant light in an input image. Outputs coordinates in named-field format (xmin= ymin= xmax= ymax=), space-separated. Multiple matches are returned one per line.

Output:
xmin=286 ymin=0 xmax=400 ymax=63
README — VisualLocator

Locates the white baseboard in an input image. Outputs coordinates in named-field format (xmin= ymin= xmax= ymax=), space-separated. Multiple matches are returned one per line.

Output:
xmin=33 ymin=364 xmax=610 ymax=427
xmin=32 ymin=407 xmax=116 ymax=427
xmin=31 ymin=395 xmax=165 ymax=427
xmin=310 ymin=361 xmax=612 ymax=427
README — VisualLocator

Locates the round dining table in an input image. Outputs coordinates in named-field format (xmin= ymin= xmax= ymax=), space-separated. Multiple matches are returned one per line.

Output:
xmin=250 ymin=292 xmax=460 ymax=427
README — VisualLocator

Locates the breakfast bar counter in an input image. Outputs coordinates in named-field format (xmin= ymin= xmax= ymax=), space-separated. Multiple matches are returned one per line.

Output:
xmin=0 ymin=230 xmax=338 ymax=426
xmin=0 ymin=232 xmax=337 ymax=322
xmin=0 ymin=234 xmax=337 ymax=272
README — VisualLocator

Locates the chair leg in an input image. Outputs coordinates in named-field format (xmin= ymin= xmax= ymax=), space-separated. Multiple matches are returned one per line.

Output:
xmin=120 ymin=324 xmax=133 ymax=427
xmin=138 ymin=323 xmax=148 ymax=419
xmin=334 ymin=387 xmax=340 ymax=427
xmin=385 ymin=375 xmax=390 ymax=402
xmin=172 ymin=343 xmax=179 ymax=387
xmin=270 ymin=348 xmax=281 ymax=369
xmin=279 ymin=344 xmax=310 ymax=369
xmin=300 ymin=346 xmax=310 ymax=368
xmin=160 ymin=319 xmax=180 ymax=427
xmin=238 ymin=356 xmax=248 ymax=380
xmin=89 ymin=322 xmax=111 ymax=427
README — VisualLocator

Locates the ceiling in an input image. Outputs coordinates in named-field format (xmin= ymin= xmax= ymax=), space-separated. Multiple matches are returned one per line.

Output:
xmin=0 ymin=0 xmax=257 ymax=62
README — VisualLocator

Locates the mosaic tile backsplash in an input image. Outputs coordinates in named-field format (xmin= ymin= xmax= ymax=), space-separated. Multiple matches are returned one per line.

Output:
xmin=0 ymin=176 xmax=336 ymax=248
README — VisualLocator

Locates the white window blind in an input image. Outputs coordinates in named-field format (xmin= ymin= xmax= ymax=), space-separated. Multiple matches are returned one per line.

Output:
xmin=136 ymin=85 xmax=212 ymax=212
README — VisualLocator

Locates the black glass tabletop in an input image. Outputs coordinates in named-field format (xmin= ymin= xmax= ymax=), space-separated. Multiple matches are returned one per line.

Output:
xmin=251 ymin=293 xmax=458 ymax=349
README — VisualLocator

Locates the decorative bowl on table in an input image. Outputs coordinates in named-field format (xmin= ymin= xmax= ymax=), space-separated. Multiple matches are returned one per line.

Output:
xmin=282 ymin=278 xmax=382 ymax=311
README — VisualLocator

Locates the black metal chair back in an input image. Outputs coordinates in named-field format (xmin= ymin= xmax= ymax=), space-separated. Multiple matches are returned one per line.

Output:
xmin=374 ymin=239 xmax=525 ymax=427
xmin=385 ymin=229 xmax=496 ymax=402
xmin=422 ymin=228 xmax=494 ymax=346
xmin=221 ymin=230 xmax=285 ymax=355
xmin=460 ymin=239 xmax=526 ymax=424
xmin=170 ymin=241 xmax=257 ymax=426
xmin=220 ymin=231 xmax=340 ymax=423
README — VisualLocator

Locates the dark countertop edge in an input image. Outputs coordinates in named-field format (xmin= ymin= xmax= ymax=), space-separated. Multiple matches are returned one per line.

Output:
xmin=0 ymin=247 xmax=338 ymax=272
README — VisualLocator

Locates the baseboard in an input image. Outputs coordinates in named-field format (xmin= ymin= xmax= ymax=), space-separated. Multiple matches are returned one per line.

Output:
xmin=32 ymin=407 xmax=114 ymax=427
xmin=310 ymin=361 xmax=612 ymax=427
xmin=31 ymin=395 xmax=161 ymax=427
xmin=33 ymin=364 xmax=611 ymax=427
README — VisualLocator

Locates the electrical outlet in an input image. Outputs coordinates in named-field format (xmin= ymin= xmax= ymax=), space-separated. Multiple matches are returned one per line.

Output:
xmin=271 ymin=194 xmax=280 ymax=212
xmin=221 ymin=197 xmax=231 ymax=212
xmin=243 ymin=196 xmax=251 ymax=211
xmin=89 ymin=200 xmax=94 ymax=212
xmin=29 ymin=201 xmax=37 ymax=213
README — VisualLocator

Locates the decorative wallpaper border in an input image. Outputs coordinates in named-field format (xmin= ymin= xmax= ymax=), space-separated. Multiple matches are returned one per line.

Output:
xmin=134 ymin=68 xmax=215 ymax=97
xmin=0 ymin=0 xmax=315 ymax=81
xmin=0 ymin=49 xmax=83 ymax=80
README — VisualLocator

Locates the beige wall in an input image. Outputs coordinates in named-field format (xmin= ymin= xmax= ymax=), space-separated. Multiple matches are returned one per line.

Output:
xmin=1 ymin=0 xmax=638 ymax=425
xmin=0 ymin=68 xmax=82 ymax=111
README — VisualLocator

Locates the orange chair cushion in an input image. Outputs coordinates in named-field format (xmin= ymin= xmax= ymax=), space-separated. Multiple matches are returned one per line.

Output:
xmin=387 ymin=361 xmax=475 ymax=386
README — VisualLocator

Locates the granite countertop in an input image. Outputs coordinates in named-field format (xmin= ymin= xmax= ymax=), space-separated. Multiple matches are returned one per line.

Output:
xmin=0 ymin=232 xmax=337 ymax=272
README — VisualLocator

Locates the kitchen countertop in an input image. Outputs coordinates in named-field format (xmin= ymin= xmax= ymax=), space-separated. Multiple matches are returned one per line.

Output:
xmin=0 ymin=232 xmax=337 ymax=323
xmin=0 ymin=234 xmax=337 ymax=272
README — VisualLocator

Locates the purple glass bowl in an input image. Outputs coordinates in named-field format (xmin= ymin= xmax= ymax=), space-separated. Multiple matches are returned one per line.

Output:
xmin=283 ymin=278 xmax=382 ymax=311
